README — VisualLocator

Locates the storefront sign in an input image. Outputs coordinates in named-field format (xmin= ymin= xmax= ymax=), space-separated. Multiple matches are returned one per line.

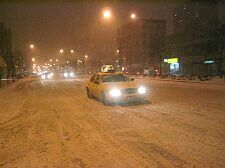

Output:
xmin=168 ymin=58 xmax=178 ymax=64
xmin=204 ymin=60 xmax=214 ymax=64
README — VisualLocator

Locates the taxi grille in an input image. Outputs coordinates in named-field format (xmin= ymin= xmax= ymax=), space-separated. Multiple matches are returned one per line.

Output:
xmin=121 ymin=88 xmax=138 ymax=94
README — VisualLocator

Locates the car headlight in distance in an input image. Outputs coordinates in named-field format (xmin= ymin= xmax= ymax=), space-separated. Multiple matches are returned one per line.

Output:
xmin=109 ymin=89 xmax=121 ymax=97
xmin=69 ymin=72 xmax=74 ymax=77
xmin=64 ymin=72 xmax=68 ymax=77
xmin=41 ymin=75 xmax=46 ymax=79
xmin=138 ymin=86 xmax=146 ymax=94
xmin=47 ymin=74 xmax=52 ymax=79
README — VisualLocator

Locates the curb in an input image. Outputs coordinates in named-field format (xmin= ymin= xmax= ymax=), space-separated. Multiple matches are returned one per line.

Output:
xmin=143 ymin=78 xmax=225 ymax=85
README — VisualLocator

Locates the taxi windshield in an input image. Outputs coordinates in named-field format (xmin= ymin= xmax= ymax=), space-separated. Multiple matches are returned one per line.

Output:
xmin=102 ymin=74 xmax=129 ymax=83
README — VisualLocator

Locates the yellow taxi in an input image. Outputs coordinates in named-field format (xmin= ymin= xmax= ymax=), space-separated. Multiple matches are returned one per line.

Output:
xmin=86 ymin=72 xmax=147 ymax=105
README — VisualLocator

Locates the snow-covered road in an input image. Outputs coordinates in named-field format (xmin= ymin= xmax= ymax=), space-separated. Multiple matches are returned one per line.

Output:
xmin=0 ymin=76 xmax=225 ymax=168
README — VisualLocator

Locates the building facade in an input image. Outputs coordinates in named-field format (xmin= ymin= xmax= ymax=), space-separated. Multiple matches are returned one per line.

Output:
xmin=173 ymin=0 xmax=218 ymax=37
xmin=13 ymin=50 xmax=28 ymax=77
xmin=163 ymin=1 xmax=225 ymax=76
xmin=0 ymin=23 xmax=15 ymax=80
xmin=117 ymin=19 xmax=166 ymax=74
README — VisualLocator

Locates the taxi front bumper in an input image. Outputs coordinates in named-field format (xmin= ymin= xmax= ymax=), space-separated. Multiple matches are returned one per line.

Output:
xmin=107 ymin=93 xmax=147 ymax=103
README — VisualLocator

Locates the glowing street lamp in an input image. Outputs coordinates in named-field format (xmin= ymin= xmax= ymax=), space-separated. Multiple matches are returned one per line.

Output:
xmin=30 ymin=44 xmax=34 ymax=49
xmin=117 ymin=49 xmax=120 ymax=53
xmin=56 ymin=59 xmax=58 ymax=62
xmin=32 ymin=57 xmax=35 ymax=62
xmin=70 ymin=50 xmax=74 ymax=53
xmin=85 ymin=54 xmax=88 ymax=59
xmin=59 ymin=49 xmax=64 ymax=53
xmin=49 ymin=59 xmax=52 ymax=62
xmin=103 ymin=9 xmax=111 ymax=19
xmin=130 ymin=13 xmax=136 ymax=19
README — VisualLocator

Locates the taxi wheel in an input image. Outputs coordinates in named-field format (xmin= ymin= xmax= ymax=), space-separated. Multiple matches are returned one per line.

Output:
xmin=101 ymin=93 xmax=110 ymax=106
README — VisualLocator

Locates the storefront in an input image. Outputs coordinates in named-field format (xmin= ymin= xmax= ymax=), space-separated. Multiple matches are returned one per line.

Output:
xmin=163 ymin=57 xmax=180 ymax=74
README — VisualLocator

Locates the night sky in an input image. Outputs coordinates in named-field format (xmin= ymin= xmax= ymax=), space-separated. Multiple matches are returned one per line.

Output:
xmin=0 ymin=1 xmax=224 ymax=60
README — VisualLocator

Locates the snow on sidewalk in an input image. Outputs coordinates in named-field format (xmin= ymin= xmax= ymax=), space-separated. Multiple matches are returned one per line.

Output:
xmin=136 ymin=76 xmax=225 ymax=85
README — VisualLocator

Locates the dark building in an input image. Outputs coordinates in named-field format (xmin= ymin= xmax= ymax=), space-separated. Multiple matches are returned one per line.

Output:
xmin=173 ymin=0 xmax=218 ymax=37
xmin=164 ymin=1 xmax=225 ymax=76
xmin=13 ymin=50 xmax=28 ymax=77
xmin=0 ymin=23 xmax=15 ymax=79
xmin=117 ymin=19 xmax=166 ymax=74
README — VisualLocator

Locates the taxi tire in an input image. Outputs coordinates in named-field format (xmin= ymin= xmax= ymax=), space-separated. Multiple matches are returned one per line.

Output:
xmin=101 ymin=93 xmax=110 ymax=106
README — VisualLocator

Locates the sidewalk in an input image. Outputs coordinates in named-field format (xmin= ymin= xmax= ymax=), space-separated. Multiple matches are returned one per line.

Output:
xmin=0 ymin=79 xmax=16 ymax=88
xmin=138 ymin=76 xmax=225 ymax=85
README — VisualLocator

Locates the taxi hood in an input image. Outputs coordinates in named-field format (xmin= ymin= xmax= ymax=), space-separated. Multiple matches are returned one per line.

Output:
xmin=101 ymin=81 xmax=138 ymax=90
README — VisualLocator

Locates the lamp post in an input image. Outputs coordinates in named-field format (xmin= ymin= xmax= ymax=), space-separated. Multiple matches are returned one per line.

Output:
xmin=101 ymin=9 xmax=137 ymax=73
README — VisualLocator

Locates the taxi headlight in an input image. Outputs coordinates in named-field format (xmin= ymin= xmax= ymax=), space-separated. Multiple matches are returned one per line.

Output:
xmin=69 ymin=72 xmax=74 ymax=77
xmin=109 ymin=89 xmax=121 ymax=97
xmin=64 ymin=72 xmax=68 ymax=77
xmin=138 ymin=87 xmax=146 ymax=94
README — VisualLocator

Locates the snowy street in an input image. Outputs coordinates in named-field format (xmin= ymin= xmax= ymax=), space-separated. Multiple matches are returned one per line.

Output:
xmin=0 ymin=76 xmax=225 ymax=168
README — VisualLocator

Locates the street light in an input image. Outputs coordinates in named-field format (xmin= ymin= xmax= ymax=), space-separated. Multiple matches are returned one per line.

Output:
xmin=50 ymin=59 xmax=52 ymax=62
xmin=130 ymin=13 xmax=136 ymax=19
xmin=85 ymin=54 xmax=88 ymax=59
xmin=32 ymin=57 xmax=35 ymax=62
xmin=70 ymin=50 xmax=74 ymax=53
xmin=30 ymin=44 xmax=34 ymax=49
xmin=59 ymin=49 xmax=64 ymax=53
xmin=103 ymin=9 xmax=111 ymax=19
xmin=56 ymin=59 xmax=58 ymax=62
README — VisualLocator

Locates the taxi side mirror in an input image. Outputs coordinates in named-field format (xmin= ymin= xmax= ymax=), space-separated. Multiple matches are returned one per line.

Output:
xmin=130 ymin=77 xmax=135 ymax=81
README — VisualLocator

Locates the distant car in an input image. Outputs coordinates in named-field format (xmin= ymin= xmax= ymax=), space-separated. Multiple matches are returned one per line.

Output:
xmin=86 ymin=72 xmax=147 ymax=105
xmin=171 ymin=74 xmax=185 ymax=80
xmin=198 ymin=75 xmax=210 ymax=81
xmin=41 ymin=72 xmax=53 ymax=80
xmin=63 ymin=71 xmax=75 ymax=78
